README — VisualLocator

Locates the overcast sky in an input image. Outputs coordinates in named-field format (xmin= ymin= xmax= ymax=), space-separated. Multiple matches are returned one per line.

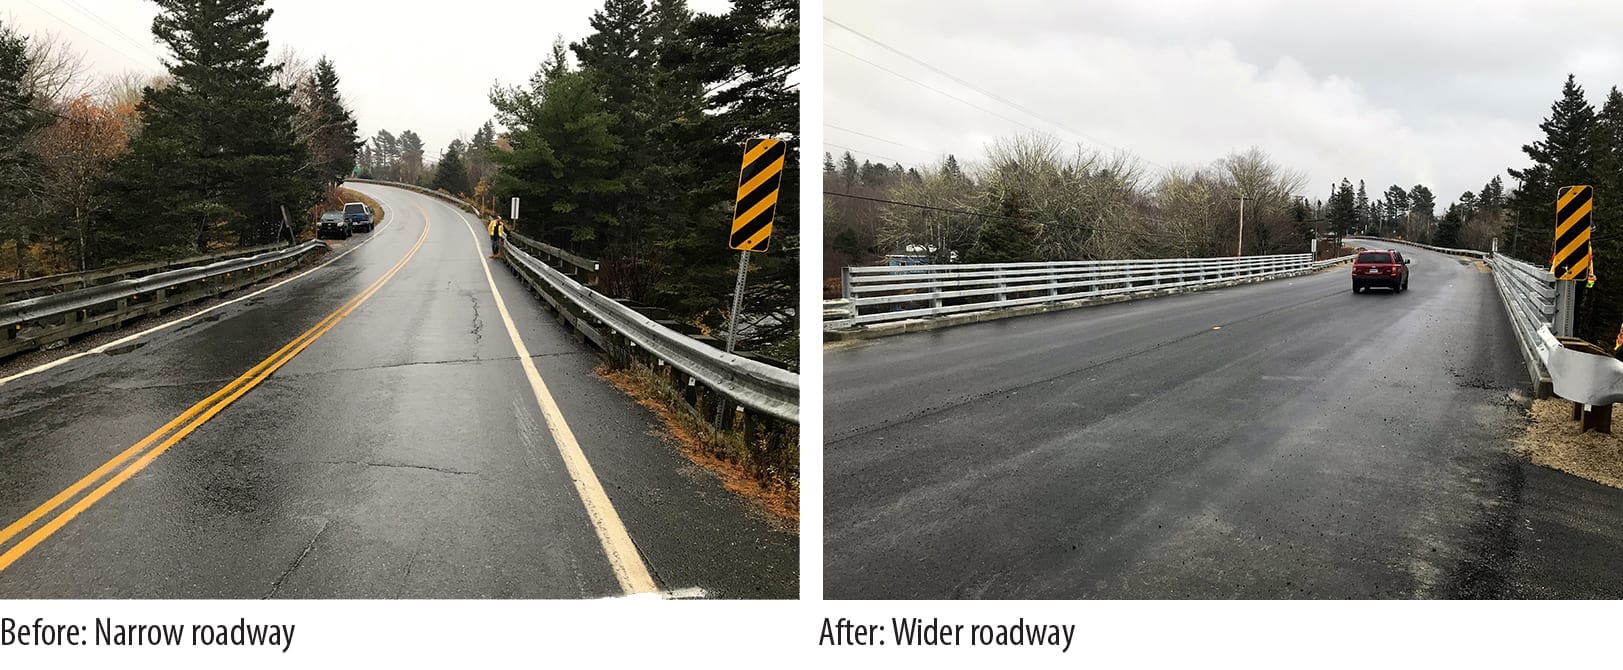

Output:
xmin=825 ymin=0 xmax=1623 ymax=208
xmin=5 ymin=0 xmax=731 ymax=156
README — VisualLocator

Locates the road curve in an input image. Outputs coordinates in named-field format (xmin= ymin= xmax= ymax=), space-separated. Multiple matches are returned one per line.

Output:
xmin=0 ymin=183 xmax=795 ymax=599
xmin=825 ymin=242 xmax=1623 ymax=599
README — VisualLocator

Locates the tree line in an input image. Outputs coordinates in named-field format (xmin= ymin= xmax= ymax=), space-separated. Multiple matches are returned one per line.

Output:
xmin=0 ymin=1 xmax=361 ymax=279
xmin=825 ymin=138 xmax=1320 ymax=271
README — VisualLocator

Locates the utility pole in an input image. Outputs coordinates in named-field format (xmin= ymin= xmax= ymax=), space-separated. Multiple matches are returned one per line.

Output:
xmin=1233 ymin=195 xmax=1254 ymax=256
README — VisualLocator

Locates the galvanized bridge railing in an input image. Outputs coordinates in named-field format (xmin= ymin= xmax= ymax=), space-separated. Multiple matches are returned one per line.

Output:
xmin=0 ymin=240 xmax=325 ymax=359
xmin=827 ymin=253 xmax=1324 ymax=330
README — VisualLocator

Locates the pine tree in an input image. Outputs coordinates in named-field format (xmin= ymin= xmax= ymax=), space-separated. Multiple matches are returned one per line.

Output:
xmin=943 ymin=154 xmax=964 ymax=183
xmin=1355 ymin=179 xmax=1369 ymax=231
xmin=1408 ymin=182 xmax=1434 ymax=219
xmin=1579 ymin=87 xmax=1623 ymax=344
xmin=1509 ymin=74 xmax=1598 ymax=260
xmin=472 ymin=120 xmax=496 ymax=150
xmin=0 ymin=21 xmax=49 ymax=277
xmin=1479 ymin=175 xmax=1505 ymax=210
xmin=101 ymin=0 xmax=318 ymax=258
xmin=308 ymin=57 xmax=361 ymax=185
xmin=969 ymin=187 xmax=1037 ymax=263
xmin=1437 ymin=203 xmax=1465 ymax=247
xmin=1384 ymin=184 xmax=1410 ymax=230
xmin=433 ymin=140 xmax=469 ymax=195
xmin=397 ymin=130 xmax=424 ymax=184
xmin=490 ymin=48 xmax=625 ymax=253
xmin=371 ymin=129 xmax=398 ymax=179
xmin=1328 ymin=179 xmax=1357 ymax=235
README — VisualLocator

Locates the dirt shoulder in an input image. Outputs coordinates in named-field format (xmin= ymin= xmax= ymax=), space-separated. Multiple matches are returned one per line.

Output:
xmin=1515 ymin=397 xmax=1623 ymax=489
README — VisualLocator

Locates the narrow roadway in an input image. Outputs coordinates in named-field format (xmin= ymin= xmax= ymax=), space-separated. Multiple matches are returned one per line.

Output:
xmin=825 ymin=242 xmax=1623 ymax=598
xmin=0 ymin=183 xmax=795 ymax=599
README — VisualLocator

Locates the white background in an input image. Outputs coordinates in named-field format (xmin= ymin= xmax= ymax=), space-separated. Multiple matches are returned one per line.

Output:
xmin=4 ymin=1 xmax=1623 ymax=667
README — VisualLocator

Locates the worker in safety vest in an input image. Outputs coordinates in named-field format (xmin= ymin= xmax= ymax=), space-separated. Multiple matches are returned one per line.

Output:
xmin=487 ymin=216 xmax=506 ymax=258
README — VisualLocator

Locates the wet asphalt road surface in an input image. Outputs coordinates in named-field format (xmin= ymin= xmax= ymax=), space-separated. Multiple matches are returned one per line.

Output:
xmin=825 ymin=242 xmax=1623 ymax=599
xmin=0 ymin=184 xmax=796 ymax=599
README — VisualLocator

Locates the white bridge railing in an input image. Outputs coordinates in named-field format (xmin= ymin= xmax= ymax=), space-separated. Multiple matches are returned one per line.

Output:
xmin=827 ymin=253 xmax=1328 ymax=330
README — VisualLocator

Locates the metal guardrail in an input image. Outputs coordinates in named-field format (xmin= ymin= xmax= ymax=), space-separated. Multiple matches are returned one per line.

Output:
xmin=827 ymin=253 xmax=1318 ymax=330
xmin=505 ymin=231 xmax=600 ymax=287
xmin=1490 ymin=253 xmax=1558 ymax=388
xmin=1 ymin=240 xmax=325 ymax=359
xmin=0 ymin=242 xmax=290 ymax=304
xmin=501 ymin=241 xmax=799 ymax=428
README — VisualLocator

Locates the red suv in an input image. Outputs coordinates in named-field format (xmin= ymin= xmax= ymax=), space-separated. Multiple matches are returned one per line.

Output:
xmin=1352 ymin=249 xmax=1409 ymax=293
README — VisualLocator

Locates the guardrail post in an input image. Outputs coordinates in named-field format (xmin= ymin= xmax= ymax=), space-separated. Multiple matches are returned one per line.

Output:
xmin=931 ymin=268 xmax=944 ymax=311
xmin=742 ymin=410 xmax=761 ymax=449
xmin=1555 ymin=280 xmax=1577 ymax=337
xmin=1573 ymin=401 xmax=1614 ymax=434
xmin=840 ymin=267 xmax=853 ymax=301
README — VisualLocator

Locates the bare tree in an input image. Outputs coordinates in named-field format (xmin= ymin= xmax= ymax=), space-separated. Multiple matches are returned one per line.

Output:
xmin=20 ymin=30 xmax=89 ymax=105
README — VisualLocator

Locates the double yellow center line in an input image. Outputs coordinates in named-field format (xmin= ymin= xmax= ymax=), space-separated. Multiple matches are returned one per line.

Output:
xmin=0 ymin=213 xmax=430 ymax=572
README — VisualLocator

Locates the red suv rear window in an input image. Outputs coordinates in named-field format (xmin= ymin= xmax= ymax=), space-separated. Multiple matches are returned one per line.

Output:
xmin=1356 ymin=252 xmax=1392 ymax=264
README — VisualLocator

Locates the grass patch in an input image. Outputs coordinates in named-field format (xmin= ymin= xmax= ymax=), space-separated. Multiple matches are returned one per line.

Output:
xmin=1515 ymin=397 xmax=1623 ymax=489
xmin=599 ymin=363 xmax=798 ymax=530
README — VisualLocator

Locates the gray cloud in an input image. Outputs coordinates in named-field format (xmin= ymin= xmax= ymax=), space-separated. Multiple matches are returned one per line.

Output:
xmin=825 ymin=0 xmax=1623 ymax=206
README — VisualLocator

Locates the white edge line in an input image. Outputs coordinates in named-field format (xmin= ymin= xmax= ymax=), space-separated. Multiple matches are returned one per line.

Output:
xmin=450 ymin=200 xmax=659 ymax=596
xmin=0 ymin=189 xmax=404 ymax=388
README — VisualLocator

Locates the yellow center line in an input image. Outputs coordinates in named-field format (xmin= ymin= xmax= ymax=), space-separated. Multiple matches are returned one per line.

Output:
xmin=0 ymin=207 xmax=431 ymax=572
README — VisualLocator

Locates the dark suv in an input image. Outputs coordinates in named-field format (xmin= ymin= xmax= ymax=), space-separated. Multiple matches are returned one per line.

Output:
xmin=1352 ymin=249 xmax=1409 ymax=293
xmin=316 ymin=211 xmax=351 ymax=240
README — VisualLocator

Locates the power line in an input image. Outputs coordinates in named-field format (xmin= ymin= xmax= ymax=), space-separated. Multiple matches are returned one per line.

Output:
xmin=20 ymin=0 xmax=155 ymax=70
xmin=825 ymin=43 xmax=1044 ymax=137
xmin=824 ymin=17 xmax=1171 ymax=175
xmin=825 ymin=142 xmax=908 ymax=166
xmin=825 ymin=124 xmax=933 ymax=155
xmin=59 ymin=0 xmax=168 ymax=62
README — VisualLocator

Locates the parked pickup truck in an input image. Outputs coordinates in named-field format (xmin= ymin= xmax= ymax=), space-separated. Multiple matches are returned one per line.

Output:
xmin=343 ymin=202 xmax=374 ymax=232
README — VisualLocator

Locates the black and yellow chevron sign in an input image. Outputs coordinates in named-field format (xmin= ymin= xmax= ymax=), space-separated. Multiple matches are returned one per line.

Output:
xmin=730 ymin=138 xmax=786 ymax=252
xmin=1553 ymin=185 xmax=1594 ymax=280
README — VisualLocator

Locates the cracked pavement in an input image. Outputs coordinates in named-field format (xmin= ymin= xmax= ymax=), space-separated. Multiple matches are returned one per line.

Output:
xmin=0 ymin=184 xmax=797 ymax=599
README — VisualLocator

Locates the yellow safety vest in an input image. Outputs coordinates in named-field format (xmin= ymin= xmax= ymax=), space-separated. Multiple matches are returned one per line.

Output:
xmin=488 ymin=219 xmax=503 ymax=236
